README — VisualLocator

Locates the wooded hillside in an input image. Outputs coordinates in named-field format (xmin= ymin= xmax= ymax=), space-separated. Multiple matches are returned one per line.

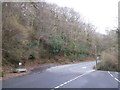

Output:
xmin=2 ymin=2 xmax=119 ymax=72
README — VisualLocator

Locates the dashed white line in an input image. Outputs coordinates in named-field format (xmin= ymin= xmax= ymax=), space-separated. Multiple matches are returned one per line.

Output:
xmin=108 ymin=71 xmax=120 ymax=83
xmin=115 ymin=78 xmax=120 ymax=83
xmin=110 ymin=74 xmax=113 ymax=77
xmin=54 ymin=70 xmax=95 ymax=89
xmin=82 ymin=67 xmax=87 ymax=69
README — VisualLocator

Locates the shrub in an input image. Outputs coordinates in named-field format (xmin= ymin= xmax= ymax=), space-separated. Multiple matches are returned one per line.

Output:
xmin=97 ymin=50 xmax=118 ymax=71
xmin=49 ymin=35 xmax=64 ymax=55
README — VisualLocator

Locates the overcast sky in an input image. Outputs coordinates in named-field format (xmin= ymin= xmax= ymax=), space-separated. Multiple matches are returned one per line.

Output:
xmin=46 ymin=0 xmax=119 ymax=34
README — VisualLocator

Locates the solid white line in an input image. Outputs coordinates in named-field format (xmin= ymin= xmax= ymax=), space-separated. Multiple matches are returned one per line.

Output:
xmin=54 ymin=70 xmax=95 ymax=89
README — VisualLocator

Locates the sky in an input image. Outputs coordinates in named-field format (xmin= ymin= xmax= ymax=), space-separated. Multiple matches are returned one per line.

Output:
xmin=46 ymin=0 xmax=119 ymax=34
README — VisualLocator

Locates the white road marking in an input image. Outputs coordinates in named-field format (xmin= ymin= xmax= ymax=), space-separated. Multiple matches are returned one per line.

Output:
xmin=108 ymin=71 xmax=120 ymax=83
xmin=108 ymin=71 xmax=113 ymax=77
xmin=54 ymin=70 xmax=95 ymax=89
xmin=82 ymin=67 xmax=86 ymax=69
xmin=115 ymin=78 xmax=120 ymax=83
xmin=110 ymin=74 xmax=113 ymax=77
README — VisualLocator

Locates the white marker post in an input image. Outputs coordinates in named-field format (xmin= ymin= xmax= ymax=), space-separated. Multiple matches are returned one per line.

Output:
xmin=19 ymin=62 xmax=22 ymax=66
xmin=96 ymin=56 xmax=99 ymax=65
xmin=95 ymin=45 xmax=97 ymax=69
xmin=19 ymin=62 xmax=22 ymax=69
xmin=15 ymin=62 xmax=27 ymax=73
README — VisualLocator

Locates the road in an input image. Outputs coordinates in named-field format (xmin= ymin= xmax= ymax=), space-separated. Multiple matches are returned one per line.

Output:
xmin=2 ymin=61 xmax=120 ymax=89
